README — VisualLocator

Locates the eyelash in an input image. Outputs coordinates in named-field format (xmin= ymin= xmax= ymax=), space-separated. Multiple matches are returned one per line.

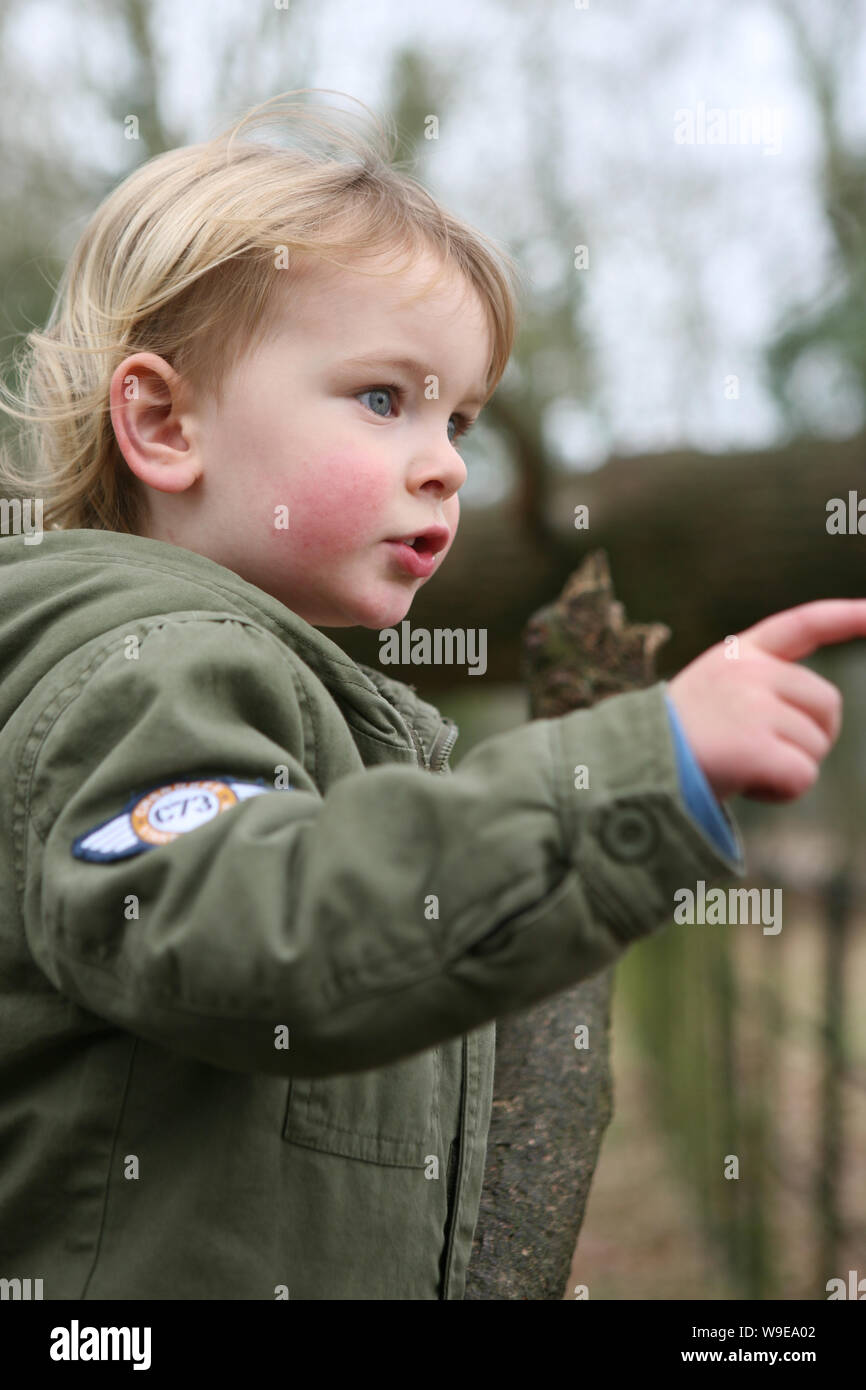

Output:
xmin=358 ymin=383 xmax=477 ymax=444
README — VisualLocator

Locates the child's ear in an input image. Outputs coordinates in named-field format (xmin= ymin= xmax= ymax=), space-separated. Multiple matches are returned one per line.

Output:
xmin=109 ymin=351 xmax=203 ymax=494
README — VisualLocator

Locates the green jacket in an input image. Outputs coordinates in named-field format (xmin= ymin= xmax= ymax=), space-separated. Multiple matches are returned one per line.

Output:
xmin=0 ymin=529 xmax=744 ymax=1300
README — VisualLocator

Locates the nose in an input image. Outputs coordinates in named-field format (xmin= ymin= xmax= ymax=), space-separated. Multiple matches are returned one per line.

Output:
xmin=410 ymin=434 xmax=467 ymax=501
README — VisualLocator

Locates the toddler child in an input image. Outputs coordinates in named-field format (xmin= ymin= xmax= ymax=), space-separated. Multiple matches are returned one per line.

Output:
xmin=0 ymin=91 xmax=860 ymax=1300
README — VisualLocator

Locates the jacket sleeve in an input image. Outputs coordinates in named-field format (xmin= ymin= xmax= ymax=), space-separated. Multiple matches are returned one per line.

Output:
xmin=15 ymin=614 xmax=747 ymax=1078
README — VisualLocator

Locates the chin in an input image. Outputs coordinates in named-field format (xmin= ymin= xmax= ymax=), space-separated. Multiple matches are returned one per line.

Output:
xmin=314 ymin=600 xmax=416 ymax=631
xmin=357 ymin=603 xmax=415 ymax=631
xmin=349 ymin=588 xmax=418 ymax=631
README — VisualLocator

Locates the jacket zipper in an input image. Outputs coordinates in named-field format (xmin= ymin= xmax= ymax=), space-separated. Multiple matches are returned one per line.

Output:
xmin=405 ymin=721 xmax=428 ymax=768
xmin=403 ymin=707 xmax=463 ymax=1293
xmin=428 ymin=719 xmax=458 ymax=774
xmin=441 ymin=1031 xmax=470 ymax=1297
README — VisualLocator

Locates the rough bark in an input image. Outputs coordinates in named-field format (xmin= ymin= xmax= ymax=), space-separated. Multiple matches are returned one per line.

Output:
xmin=463 ymin=550 xmax=670 ymax=1300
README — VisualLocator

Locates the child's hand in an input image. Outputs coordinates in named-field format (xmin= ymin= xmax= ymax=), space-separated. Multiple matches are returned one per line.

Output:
xmin=666 ymin=599 xmax=866 ymax=803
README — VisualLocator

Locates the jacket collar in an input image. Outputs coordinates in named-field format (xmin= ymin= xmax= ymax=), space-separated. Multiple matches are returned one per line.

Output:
xmin=19 ymin=530 xmax=458 ymax=771
xmin=354 ymin=662 xmax=459 ymax=772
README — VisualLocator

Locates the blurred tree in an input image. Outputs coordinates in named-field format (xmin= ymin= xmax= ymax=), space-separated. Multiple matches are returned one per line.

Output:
xmin=0 ymin=0 xmax=314 ymax=445
xmin=767 ymin=0 xmax=866 ymax=431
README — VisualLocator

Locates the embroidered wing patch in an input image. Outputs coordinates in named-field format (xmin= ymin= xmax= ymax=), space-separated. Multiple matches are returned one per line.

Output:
xmin=72 ymin=776 xmax=274 ymax=862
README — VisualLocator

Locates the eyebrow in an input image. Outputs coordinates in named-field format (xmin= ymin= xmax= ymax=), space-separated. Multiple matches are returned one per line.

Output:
xmin=335 ymin=353 xmax=488 ymax=409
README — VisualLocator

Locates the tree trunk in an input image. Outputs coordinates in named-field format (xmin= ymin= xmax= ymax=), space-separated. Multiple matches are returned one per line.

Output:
xmin=463 ymin=550 xmax=670 ymax=1299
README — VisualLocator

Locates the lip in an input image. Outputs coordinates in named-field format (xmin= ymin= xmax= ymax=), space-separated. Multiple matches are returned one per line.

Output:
xmin=384 ymin=540 xmax=439 ymax=579
xmin=383 ymin=525 xmax=450 ymax=579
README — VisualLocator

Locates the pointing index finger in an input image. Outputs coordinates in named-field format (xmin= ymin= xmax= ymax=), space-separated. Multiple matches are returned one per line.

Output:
xmin=740 ymin=599 xmax=866 ymax=661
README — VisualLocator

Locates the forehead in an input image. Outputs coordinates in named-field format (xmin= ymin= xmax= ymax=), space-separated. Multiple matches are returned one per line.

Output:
xmin=273 ymin=245 xmax=493 ymax=389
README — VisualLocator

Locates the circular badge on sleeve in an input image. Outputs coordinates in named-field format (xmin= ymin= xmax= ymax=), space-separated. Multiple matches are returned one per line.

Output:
xmin=131 ymin=780 xmax=240 ymax=845
xmin=72 ymin=774 xmax=274 ymax=862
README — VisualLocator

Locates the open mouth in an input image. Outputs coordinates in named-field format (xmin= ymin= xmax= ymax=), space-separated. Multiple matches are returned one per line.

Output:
xmin=384 ymin=532 xmax=448 ymax=579
xmin=388 ymin=526 xmax=450 ymax=557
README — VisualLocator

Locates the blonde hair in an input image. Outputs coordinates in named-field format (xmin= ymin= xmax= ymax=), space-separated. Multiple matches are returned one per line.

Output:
xmin=0 ymin=89 xmax=523 ymax=533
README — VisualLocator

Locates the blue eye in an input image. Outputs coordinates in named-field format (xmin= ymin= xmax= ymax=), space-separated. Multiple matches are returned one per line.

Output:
xmin=357 ymin=384 xmax=477 ymax=447
xmin=358 ymin=387 xmax=395 ymax=418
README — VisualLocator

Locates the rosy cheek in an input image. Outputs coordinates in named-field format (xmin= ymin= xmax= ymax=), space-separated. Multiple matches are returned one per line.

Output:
xmin=267 ymin=453 xmax=393 ymax=553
